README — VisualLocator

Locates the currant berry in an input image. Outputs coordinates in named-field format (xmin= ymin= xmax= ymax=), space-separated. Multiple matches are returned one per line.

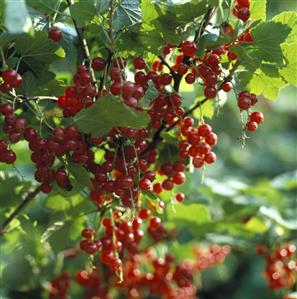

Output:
xmin=181 ymin=41 xmax=196 ymax=57
xmin=48 ymin=27 xmax=62 ymax=42
xmin=176 ymin=193 xmax=185 ymax=202
xmin=92 ymin=57 xmax=106 ymax=71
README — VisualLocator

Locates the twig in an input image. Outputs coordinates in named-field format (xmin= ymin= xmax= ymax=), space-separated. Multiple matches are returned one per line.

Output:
xmin=13 ymin=95 xmax=58 ymax=102
xmin=0 ymin=186 xmax=42 ymax=235
xmin=66 ymin=0 xmax=97 ymax=87
xmin=167 ymin=61 xmax=240 ymax=131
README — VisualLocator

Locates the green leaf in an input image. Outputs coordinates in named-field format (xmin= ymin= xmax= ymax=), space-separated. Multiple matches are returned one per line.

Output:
xmin=113 ymin=0 xmax=142 ymax=31
xmin=4 ymin=0 xmax=32 ymax=33
xmin=69 ymin=0 xmax=97 ymax=26
xmin=250 ymin=0 xmax=266 ymax=21
xmin=74 ymin=96 xmax=150 ymax=137
xmin=239 ymin=68 xmax=286 ymax=100
xmin=197 ymin=34 xmax=231 ymax=57
xmin=167 ymin=203 xmax=211 ymax=227
xmin=15 ymin=31 xmax=61 ymax=75
xmin=244 ymin=217 xmax=268 ymax=233
xmin=193 ymin=99 xmax=215 ymax=119
xmin=18 ymin=72 xmax=37 ymax=95
xmin=45 ymin=194 xmax=70 ymax=211
xmin=249 ymin=21 xmax=291 ymax=64
xmin=26 ymin=0 xmax=63 ymax=13
xmin=67 ymin=163 xmax=92 ymax=190
xmin=141 ymin=80 xmax=158 ymax=107
xmin=273 ymin=12 xmax=297 ymax=86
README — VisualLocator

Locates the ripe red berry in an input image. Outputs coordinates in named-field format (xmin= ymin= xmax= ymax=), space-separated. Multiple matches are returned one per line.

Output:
xmin=48 ymin=27 xmax=62 ymax=42
xmin=237 ymin=7 xmax=250 ymax=22
xmin=250 ymin=112 xmax=264 ymax=124
xmin=205 ymin=132 xmax=218 ymax=147
xmin=139 ymin=178 xmax=152 ymax=191
xmin=133 ymin=57 xmax=146 ymax=69
xmin=181 ymin=41 xmax=196 ymax=57
xmin=221 ymin=82 xmax=232 ymax=92
xmin=160 ymin=73 xmax=172 ymax=85
xmin=246 ymin=121 xmax=258 ymax=132
xmin=172 ymin=172 xmax=186 ymax=185
xmin=92 ymin=57 xmax=106 ymax=71
xmin=185 ymin=73 xmax=195 ymax=84
xmin=176 ymin=193 xmax=185 ymax=202
xmin=177 ymin=63 xmax=188 ymax=75
xmin=204 ymin=152 xmax=216 ymax=164
xmin=238 ymin=97 xmax=251 ymax=110
xmin=192 ymin=156 xmax=204 ymax=168
xmin=150 ymin=217 xmax=161 ymax=229
xmin=162 ymin=179 xmax=174 ymax=191
xmin=81 ymin=228 xmax=95 ymax=240
xmin=204 ymin=86 xmax=217 ymax=99
xmin=237 ymin=0 xmax=250 ymax=7
xmin=198 ymin=124 xmax=212 ymax=137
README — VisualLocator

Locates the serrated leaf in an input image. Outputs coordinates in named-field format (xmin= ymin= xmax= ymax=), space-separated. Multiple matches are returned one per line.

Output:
xmin=69 ymin=0 xmax=97 ymax=25
xmin=15 ymin=31 xmax=61 ymax=75
xmin=4 ymin=0 xmax=32 ymax=33
xmin=239 ymin=68 xmax=286 ymax=100
xmin=45 ymin=194 xmax=70 ymax=211
xmin=26 ymin=0 xmax=62 ymax=13
xmin=250 ymin=0 xmax=266 ymax=21
xmin=249 ymin=21 xmax=291 ymax=64
xmin=67 ymin=163 xmax=92 ymax=190
xmin=74 ymin=96 xmax=149 ymax=137
xmin=113 ymin=0 xmax=142 ymax=31
xmin=273 ymin=12 xmax=297 ymax=86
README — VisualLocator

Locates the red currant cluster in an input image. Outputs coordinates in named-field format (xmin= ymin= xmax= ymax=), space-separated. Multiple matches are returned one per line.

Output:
xmin=237 ymin=91 xmax=264 ymax=132
xmin=257 ymin=244 xmax=297 ymax=290
xmin=58 ymin=65 xmax=97 ymax=116
xmin=48 ymin=27 xmax=62 ymax=42
xmin=149 ymin=93 xmax=184 ymax=129
xmin=48 ymin=272 xmax=70 ymax=299
xmin=0 ymin=68 xmax=23 ymax=93
xmin=79 ymin=207 xmax=170 ymax=273
xmin=0 ymin=103 xmax=28 ymax=164
xmin=0 ymin=139 xmax=15 ymax=164
xmin=233 ymin=0 xmax=250 ymax=22
xmin=75 ymin=270 xmax=110 ymax=299
xmin=179 ymin=118 xmax=217 ymax=168
xmin=70 ymin=243 xmax=230 ymax=299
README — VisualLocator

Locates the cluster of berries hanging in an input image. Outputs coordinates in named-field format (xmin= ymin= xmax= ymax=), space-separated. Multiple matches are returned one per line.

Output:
xmin=236 ymin=91 xmax=265 ymax=132
xmin=48 ymin=272 xmax=70 ymax=299
xmin=233 ymin=0 xmax=251 ymax=22
xmin=178 ymin=119 xmax=217 ymax=167
xmin=257 ymin=244 xmax=297 ymax=290
xmin=57 ymin=65 xmax=96 ymax=116
xmin=48 ymin=244 xmax=230 ymax=299
xmin=0 ymin=68 xmax=23 ymax=94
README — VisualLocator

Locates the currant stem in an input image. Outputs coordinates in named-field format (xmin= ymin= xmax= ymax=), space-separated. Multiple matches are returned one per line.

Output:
xmin=0 ymin=185 xmax=42 ymax=235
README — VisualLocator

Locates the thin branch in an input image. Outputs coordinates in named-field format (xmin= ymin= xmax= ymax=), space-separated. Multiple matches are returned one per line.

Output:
xmin=0 ymin=186 xmax=42 ymax=235
xmin=158 ymin=55 xmax=178 ymax=80
xmin=13 ymin=95 xmax=58 ymax=102
xmin=167 ymin=61 xmax=240 ymax=131
xmin=66 ymin=0 xmax=97 ymax=87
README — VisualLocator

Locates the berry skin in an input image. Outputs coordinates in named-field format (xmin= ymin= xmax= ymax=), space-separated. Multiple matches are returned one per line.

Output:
xmin=204 ymin=152 xmax=216 ymax=164
xmin=162 ymin=179 xmax=174 ymax=191
xmin=48 ymin=27 xmax=62 ymax=42
xmin=246 ymin=121 xmax=258 ymax=132
xmin=237 ymin=0 xmax=250 ymax=7
xmin=237 ymin=7 xmax=250 ymax=22
xmin=172 ymin=172 xmax=186 ymax=185
xmin=139 ymin=178 xmax=152 ymax=191
xmin=133 ymin=57 xmax=146 ymax=69
xmin=205 ymin=132 xmax=218 ymax=147
xmin=160 ymin=73 xmax=172 ymax=85
xmin=250 ymin=112 xmax=264 ymax=124
xmin=198 ymin=124 xmax=212 ymax=137
xmin=238 ymin=97 xmax=251 ymax=110
xmin=150 ymin=217 xmax=162 ymax=229
xmin=81 ymin=228 xmax=95 ymax=240
xmin=185 ymin=73 xmax=195 ymax=84
xmin=176 ymin=193 xmax=185 ymax=202
xmin=153 ymin=183 xmax=163 ymax=194
xmin=204 ymin=86 xmax=217 ymax=99
xmin=222 ymin=82 xmax=232 ymax=92
xmin=181 ymin=41 xmax=196 ymax=57
xmin=92 ymin=57 xmax=106 ymax=71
